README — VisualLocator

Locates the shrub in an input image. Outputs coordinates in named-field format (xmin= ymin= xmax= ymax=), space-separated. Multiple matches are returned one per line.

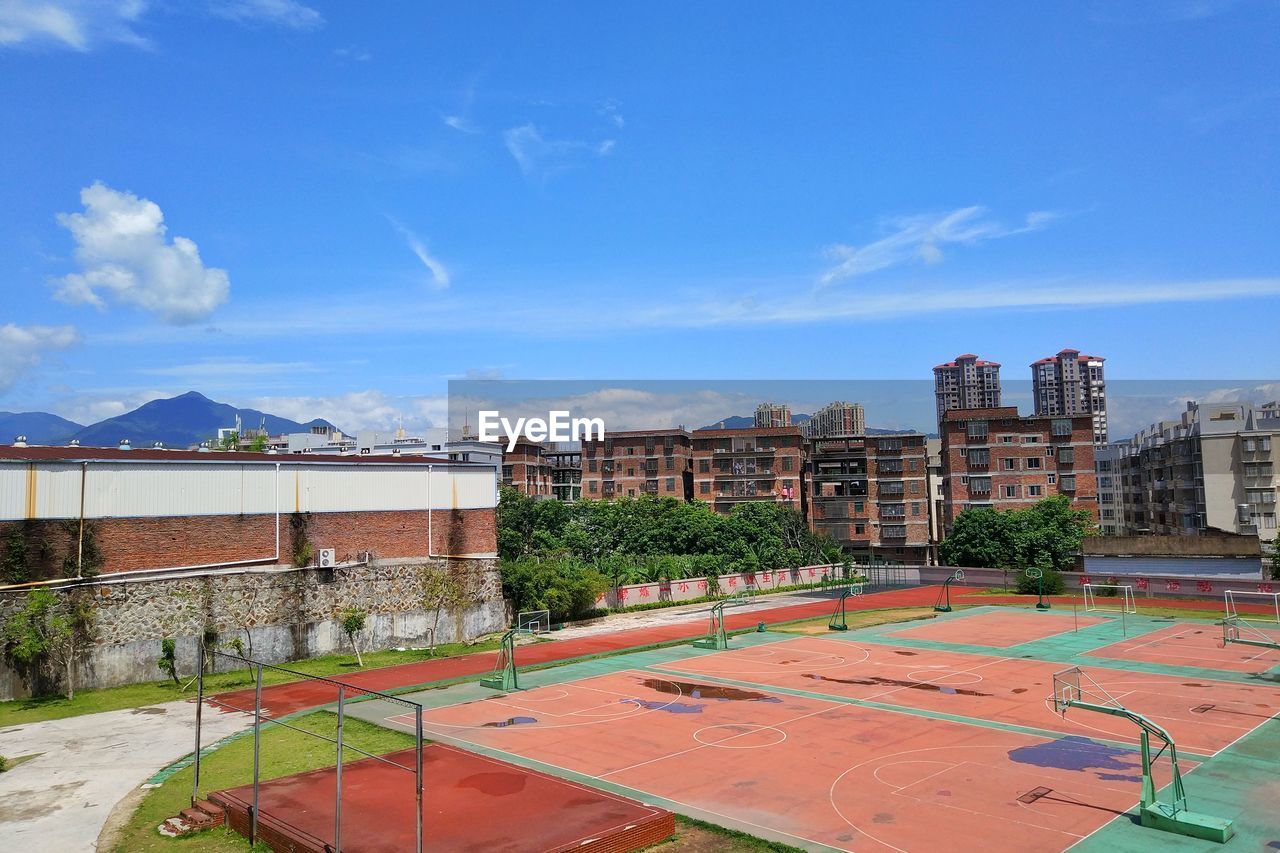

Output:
xmin=157 ymin=638 xmax=179 ymax=685
xmin=0 ymin=754 xmax=8 ymax=773
xmin=1016 ymin=567 xmax=1065 ymax=596
xmin=500 ymin=557 xmax=609 ymax=623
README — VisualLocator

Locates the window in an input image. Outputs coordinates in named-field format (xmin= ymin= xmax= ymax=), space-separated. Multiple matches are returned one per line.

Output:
xmin=967 ymin=420 xmax=988 ymax=440
xmin=1051 ymin=419 xmax=1072 ymax=437
xmin=1001 ymin=435 xmax=1015 ymax=443
xmin=1060 ymin=475 xmax=1076 ymax=492
xmin=1003 ymin=485 xmax=1018 ymax=498
xmin=912 ymin=502 xmax=920 ymax=516
xmin=1022 ymin=435 xmax=1040 ymax=444
xmin=782 ymin=457 xmax=793 ymax=471
xmin=626 ymin=468 xmax=635 ymax=477
xmin=666 ymin=477 xmax=675 ymax=491
xmin=589 ymin=481 xmax=597 ymax=493
xmin=1247 ymin=489 xmax=1276 ymax=505
xmin=699 ymin=460 xmax=710 ymax=473
xmin=666 ymin=457 xmax=675 ymax=471
xmin=1028 ymin=485 xmax=1043 ymax=497
xmin=1245 ymin=463 xmax=1274 ymax=477
xmin=970 ymin=477 xmax=991 ymax=493
xmin=588 ymin=459 xmax=598 ymax=472
xmin=628 ymin=489 xmax=636 ymax=496
xmin=627 ymin=447 xmax=634 ymax=455
xmin=1003 ymin=457 xmax=1017 ymax=470
xmin=699 ymin=482 xmax=710 ymax=494
xmin=854 ymin=500 xmax=864 ymax=513
xmin=1101 ymin=508 xmax=1114 ymax=519
xmin=967 ymin=449 xmax=989 ymax=466
xmin=1058 ymin=447 xmax=1075 ymax=465
xmin=855 ymin=523 xmax=865 ymax=535
xmin=1026 ymin=457 xmax=1042 ymax=470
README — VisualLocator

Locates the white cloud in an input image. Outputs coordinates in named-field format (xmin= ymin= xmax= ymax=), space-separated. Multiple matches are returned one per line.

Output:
xmin=503 ymin=123 xmax=616 ymax=180
xmin=334 ymin=44 xmax=371 ymax=61
xmin=246 ymin=391 xmax=447 ymax=433
xmin=0 ymin=324 xmax=80 ymax=395
xmin=137 ymin=357 xmax=320 ymax=378
xmin=442 ymin=115 xmax=481 ymax=134
xmin=599 ymin=100 xmax=625 ymax=128
xmin=208 ymin=0 xmax=323 ymax=30
xmin=0 ymin=0 xmax=148 ymax=50
xmin=53 ymin=182 xmax=231 ymax=324
xmin=386 ymin=217 xmax=450 ymax=290
xmin=49 ymin=388 xmax=168 ymax=425
xmin=818 ymin=206 xmax=1056 ymax=286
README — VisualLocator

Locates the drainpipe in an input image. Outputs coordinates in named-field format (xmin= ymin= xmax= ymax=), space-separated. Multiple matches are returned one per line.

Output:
xmin=76 ymin=461 xmax=87 ymax=578
xmin=274 ymin=462 xmax=281 ymax=563
xmin=428 ymin=464 xmax=435 ymax=558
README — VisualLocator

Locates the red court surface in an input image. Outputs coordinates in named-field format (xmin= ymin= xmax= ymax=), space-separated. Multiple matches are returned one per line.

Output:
xmin=210 ymin=742 xmax=673 ymax=853
xmin=209 ymin=586 xmax=957 ymax=718
xmin=1085 ymin=622 xmax=1280 ymax=674
xmin=651 ymin=637 xmax=1280 ymax=755
xmin=396 ymin=669 xmax=1180 ymax=852
xmin=887 ymin=610 xmax=1109 ymax=646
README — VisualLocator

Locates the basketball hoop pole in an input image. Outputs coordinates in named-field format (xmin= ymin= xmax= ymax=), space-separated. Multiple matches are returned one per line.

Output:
xmin=1026 ymin=567 xmax=1049 ymax=611
xmin=1051 ymin=667 xmax=1233 ymax=843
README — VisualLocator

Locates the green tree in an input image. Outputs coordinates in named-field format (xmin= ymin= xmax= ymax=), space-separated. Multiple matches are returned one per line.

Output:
xmin=940 ymin=497 xmax=1094 ymax=594
xmin=157 ymin=638 xmax=179 ymax=685
xmin=248 ymin=433 xmax=270 ymax=453
xmin=340 ymin=607 xmax=367 ymax=666
xmin=1269 ymin=539 xmax=1280 ymax=581
xmin=3 ymin=588 xmax=95 ymax=699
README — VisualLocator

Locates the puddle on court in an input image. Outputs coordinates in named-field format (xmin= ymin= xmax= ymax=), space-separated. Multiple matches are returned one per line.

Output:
xmin=626 ymin=699 xmax=705 ymax=714
xmin=481 ymin=716 xmax=537 ymax=728
xmin=892 ymin=650 xmax=918 ymax=656
xmin=1007 ymin=735 xmax=1142 ymax=782
xmin=639 ymin=678 xmax=782 ymax=703
xmin=457 ymin=771 xmax=527 ymax=796
xmin=802 ymin=673 xmax=989 ymax=697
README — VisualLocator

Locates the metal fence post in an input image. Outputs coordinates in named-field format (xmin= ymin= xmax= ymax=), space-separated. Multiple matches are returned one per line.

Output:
xmin=416 ymin=709 xmax=424 ymax=853
xmin=251 ymin=662 xmax=263 ymax=844
xmin=335 ymin=686 xmax=344 ymax=853
xmin=192 ymin=641 xmax=204 ymax=804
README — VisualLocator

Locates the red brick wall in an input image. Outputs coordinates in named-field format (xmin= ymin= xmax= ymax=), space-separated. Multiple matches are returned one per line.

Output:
xmin=0 ymin=508 xmax=495 ymax=578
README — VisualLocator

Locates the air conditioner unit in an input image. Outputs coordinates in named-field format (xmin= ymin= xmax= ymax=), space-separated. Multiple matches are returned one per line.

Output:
xmin=318 ymin=548 xmax=337 ymax=568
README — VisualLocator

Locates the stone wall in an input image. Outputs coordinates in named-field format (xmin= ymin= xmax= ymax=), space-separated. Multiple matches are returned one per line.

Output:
xmin=0 ymin=557 xmax=504 ymax=700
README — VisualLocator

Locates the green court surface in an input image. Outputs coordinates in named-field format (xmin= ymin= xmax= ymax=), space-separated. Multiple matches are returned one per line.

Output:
xmin=342 ymin=606 xmax=1280 ymax=852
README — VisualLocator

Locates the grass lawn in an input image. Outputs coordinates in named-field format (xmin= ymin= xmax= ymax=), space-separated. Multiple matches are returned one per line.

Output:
xmin=107 ymin=710 xmax=417 ymax=853
xmin=0 ymin=637 xmax=506 ymax=729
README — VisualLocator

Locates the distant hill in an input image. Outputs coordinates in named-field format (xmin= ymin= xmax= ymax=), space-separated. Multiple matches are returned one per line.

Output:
xmin=0 ymin=411 xmax=84 ymax=445
xmin=64 ymin=391 xmax=341 ymax=449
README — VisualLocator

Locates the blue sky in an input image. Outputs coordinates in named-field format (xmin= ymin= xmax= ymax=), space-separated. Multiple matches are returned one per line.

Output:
xmin=1 ymin=1 xmax=1277 ymax=432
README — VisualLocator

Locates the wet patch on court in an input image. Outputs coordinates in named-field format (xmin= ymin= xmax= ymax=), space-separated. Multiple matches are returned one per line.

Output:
xmin=457 ymin=771 xmax=528 ymax=796
xmin=1007 ymin=736 xmax=1141 ymax=782
xmin=802 ymin=673 xmax=989 ymax=697
xmin=627 ymin=698 xmax=706 ymax=714
xmin=640 ymin=678 xmax=782 ymax=703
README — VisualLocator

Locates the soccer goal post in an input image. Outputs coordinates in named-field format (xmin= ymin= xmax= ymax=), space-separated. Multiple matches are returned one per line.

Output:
xmin=1224 ymin=590 xmax=1280 ymax=623
xmin=1082 ymin=583 xmax=1137 ymax=614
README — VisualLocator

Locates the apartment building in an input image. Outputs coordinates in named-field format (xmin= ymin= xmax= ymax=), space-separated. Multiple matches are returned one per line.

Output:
xmin=940 ymin=407 xmax=1099 ymax=533
xmin=692 ymin=426 xmax=806 ymax=514
xmin=803 ymin=401 xmax=866 ymax=438
xmin=1032 ymin=349 xmax=1108 ymax=444
xmin=580 ymin=429 xmax=693 ymax=500
xmin=808 ymin=433 xmax=930 ymax=563
xmin=501 ymin=439 xmax=553 ymax=497
xmin=934 ymin=354 xmax=1002 ymax=423
xmin=927 ymin=437 xmax=944 ymax=558
xmin=754 ymin=402 xmax=793 ymax=428
xmin=544 ymin=445 xmax=582 ymax=502
xmin=1105 ymin=401 xmax=1279 ymax=537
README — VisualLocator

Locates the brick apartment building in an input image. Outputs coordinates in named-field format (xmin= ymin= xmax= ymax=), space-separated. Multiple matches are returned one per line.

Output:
xmin=543 ymin=445 xmax=582 ymax=501
xmin=691 ymin=426 xmax=806 ymax=514
xmin=940 ymin=407 xmax=1099 ymax=534
xmin=809 ymin=433 xmax=930 ymax=563
xmin=501 ymin=439 xmax=553 ymax=497
xmin=580 ymin=429 xmax=693 ymax=500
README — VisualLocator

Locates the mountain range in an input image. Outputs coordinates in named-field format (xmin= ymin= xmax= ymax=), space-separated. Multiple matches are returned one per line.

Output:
xmin=1 ymin=392 xmax=339 ymax=449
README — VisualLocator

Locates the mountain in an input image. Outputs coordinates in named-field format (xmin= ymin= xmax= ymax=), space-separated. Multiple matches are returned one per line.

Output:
xmin=0 ymin=411 xmax=85 ymax=445
xmin=700 ymin=413 xmax=812 ymax=430
xmin=68 ymin=392 xmax=341 ymax=449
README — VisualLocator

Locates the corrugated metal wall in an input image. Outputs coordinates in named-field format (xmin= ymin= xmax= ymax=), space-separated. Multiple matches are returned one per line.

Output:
xmin=0 ymin=461 xmax=495 ymax=520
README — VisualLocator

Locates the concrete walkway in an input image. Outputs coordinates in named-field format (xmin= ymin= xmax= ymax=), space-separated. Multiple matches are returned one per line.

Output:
xmin=0 ymin=700 xmax=249 ymax=852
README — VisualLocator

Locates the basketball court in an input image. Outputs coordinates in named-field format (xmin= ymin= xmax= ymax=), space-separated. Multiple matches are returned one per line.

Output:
xmin=1085 ymin=622 xmax=1280 ymax=674
xmin=887 ymin=609 xmax=1110 ymax=647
